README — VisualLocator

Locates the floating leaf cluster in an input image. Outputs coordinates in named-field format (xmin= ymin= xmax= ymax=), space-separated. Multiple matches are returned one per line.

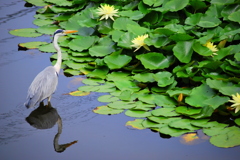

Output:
xmin=11 ymin=0 xmax=240 ymax=148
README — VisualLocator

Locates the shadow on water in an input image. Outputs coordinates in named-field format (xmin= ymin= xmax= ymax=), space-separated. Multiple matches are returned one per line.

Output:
xmin=26 ymin=102 xmax=78 ymax=153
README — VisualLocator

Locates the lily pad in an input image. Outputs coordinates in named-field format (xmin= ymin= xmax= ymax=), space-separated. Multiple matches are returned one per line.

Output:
xmin=125 ymin=109 xmax=151 ymax=118
xmin=108 ymin=101 xmax=136 ymax=110
xmin=132 ymin=73 xmax=155 ymax=83
xmin=136 ymin=52 xmax=170 ymax=70
xmin=159 ymin=125 xmax=191 ymax=137
xmin=153 ymin=71 xmax=175 ymax=87
xmin=126 ymin=119 xmax=146 ymax=130
xmin=169 ymin=119 xmax=200 ymax=130
xmin=209 ymin=126 xmax=240 ymax=148
xmin=185 ymin=84 xmax=216 ymax=108
xmin=97 ymin=95 xmax=119 ymax=103
xmin=18 ymin=41 xmax=48 ymax=49
xmin=176 ymin=106 xmax=202 ymax=116
xmin=9 ymin=28 xmax=42 ymax=37
xmin=68 ymin=90 xmax=90 ymax=96
xmin=93 ymin=105 xmax=124 ymax=115
xmin=151 ymin=108 xmax=180 ymax=117
xmin=104 ymin=54 xmax=132 ymax=69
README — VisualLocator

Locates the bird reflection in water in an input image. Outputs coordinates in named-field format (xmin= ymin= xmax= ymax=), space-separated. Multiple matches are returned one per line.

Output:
xmin=25 ymin=102 xmax=78 ymax=153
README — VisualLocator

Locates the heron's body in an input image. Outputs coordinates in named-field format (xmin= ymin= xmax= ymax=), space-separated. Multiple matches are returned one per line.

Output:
xmin=25 ymin=66 xmax=58 ymax=108
xmin=25 ymin=29 xmax=77 ymax=108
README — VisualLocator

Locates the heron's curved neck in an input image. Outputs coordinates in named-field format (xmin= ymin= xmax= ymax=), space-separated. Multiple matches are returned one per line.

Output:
xmin=53 ymin=35 xmax=62 ymax=74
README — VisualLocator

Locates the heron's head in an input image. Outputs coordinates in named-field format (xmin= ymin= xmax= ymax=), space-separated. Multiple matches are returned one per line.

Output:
xmin=53 ymin=29 xmax=78 ymax=37
xmin=52 ymin=29 xmax=78 ymax=41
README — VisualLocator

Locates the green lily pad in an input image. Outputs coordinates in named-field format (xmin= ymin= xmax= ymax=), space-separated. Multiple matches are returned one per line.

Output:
xmin=151 ymin=108 xmax=180 ymax=117
xmin=33 ymin=18 xmax=53 ymax=26
xmin=69 ymin=36 xmax=97 ymax=52
xmin=132 ymin=73 xmax=155 ymax=83
xmin=36 ymin=25 xmax=59 ymax=34
xmin=173 ymin=40 xmax=193 ymax=63
xmin=104 ymin=54 xmax=132 ymax=69
xmin=185 ymin=13 xmax=202 ymax=26
xmin=38 ymin=43 xmax=56 ymax=52
xmin=64 ymin=69 xmax=80 ymax=76
xmin=114 ymin=80 xmax=140 ymax=92
xmin=108 ymin=101 xmax=136 ymax=110
xmin=98 ymin=95 xmax=119 ymax=103
xmin=206 ymin=78 xmax=240 ymax=96
xmin=166 ymin=88 xmax=192 ymax=97
xmin=159 ymin=125 xmax=190 ymax=137
xmin=169 ymin=119 xmax=200 ymax=130
xmin=163 ymin=0 xmax=189 ymax=12
xmin=134 ymin=101 xmax=155 ymax=111
xmin=87 ymin=67 xmax=109 ymax=79
xmin=118 ymin=90 xmax=133 ymax=101
xmin=113 ymin=17 xmax=139 ymax=31
xmin=125 ymin=109 xmax=151 ymax=118
xmin=119 ymin=11 xmax=145 ymax=20
xmin=176 ymin=106 xmax=202 ymax=116
xmin=78 ymin=85 xmax=99 ymax=92
xmin=9 ymin=28 xmax=42 ymax=37
xmin=126 ymin=24 xmax=149 ymax=35
xmin=106 ymin=72 xmax=131 ymax=81
xmin=235 ymin=118 xmax=240 ymax=126
xmin=154 ymin=95 xmax=178 ymax=107
xmin=126 ymin=119 xmax=146 ymax=130
xmin=197 ymin=15 xmax=221 ymax=28
xmin=18 ymin=41 xmax=48 ymax=49
xmin=209 ymin=126 xmax=240 ymax=148
xmin=192 ymin=41 xmax=213 ymax=56
xmin=136 ymin=52 xmax=170 ymax=70
xmin=153 ymin=71 xmax=175 ymax=87
xmin=203 ymin=124 xmax=229 ymax=136
xmin=138 ymin=94 xmax=156 ymax=104
xmin=89 ymin=45 xmax=115 ymax=57
xmin=82 ymin=78 xmax=105 ymax=85
xmin=185 ymin=84 xmax=216 ymax=108
xmin=93 ymin=105 xmax=124 ymax=115
xmin=148 ymin=116 xmax=181 ymax=124
xmin=142 ymin=119 xmax=162 ymax=128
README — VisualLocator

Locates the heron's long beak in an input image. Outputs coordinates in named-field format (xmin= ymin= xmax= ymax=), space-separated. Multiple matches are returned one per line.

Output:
xmin=64 ymin=30 xmax=78 ymax=34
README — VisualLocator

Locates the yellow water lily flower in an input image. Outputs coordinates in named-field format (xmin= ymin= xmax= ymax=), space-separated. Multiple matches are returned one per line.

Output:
xmin=131 ymin=34 xmax=150 ymax=52
xmin=96 ymin=4 xmax=119 ymax=21
xmin=204 ymin=41 xmax=218 ymax=56
xmin=228 ymin=93 xmax=240 ymax=113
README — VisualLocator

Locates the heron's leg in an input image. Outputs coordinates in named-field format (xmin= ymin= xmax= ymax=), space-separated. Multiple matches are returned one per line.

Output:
xmin=48 ymin=96 xmax=52 ymax=102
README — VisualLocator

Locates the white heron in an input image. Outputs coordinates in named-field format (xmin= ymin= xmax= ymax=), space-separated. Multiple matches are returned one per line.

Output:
xmin=25 ymin=29 xmax=78 ymax=108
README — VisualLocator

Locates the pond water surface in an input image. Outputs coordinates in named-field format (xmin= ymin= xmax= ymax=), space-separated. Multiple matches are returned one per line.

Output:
xmin=0 ymin=1 xmax=240 ymax=160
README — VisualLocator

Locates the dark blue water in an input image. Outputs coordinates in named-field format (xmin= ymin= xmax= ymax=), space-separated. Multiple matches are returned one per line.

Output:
xmin=0 ymin=1 xmax=239 ymax=160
